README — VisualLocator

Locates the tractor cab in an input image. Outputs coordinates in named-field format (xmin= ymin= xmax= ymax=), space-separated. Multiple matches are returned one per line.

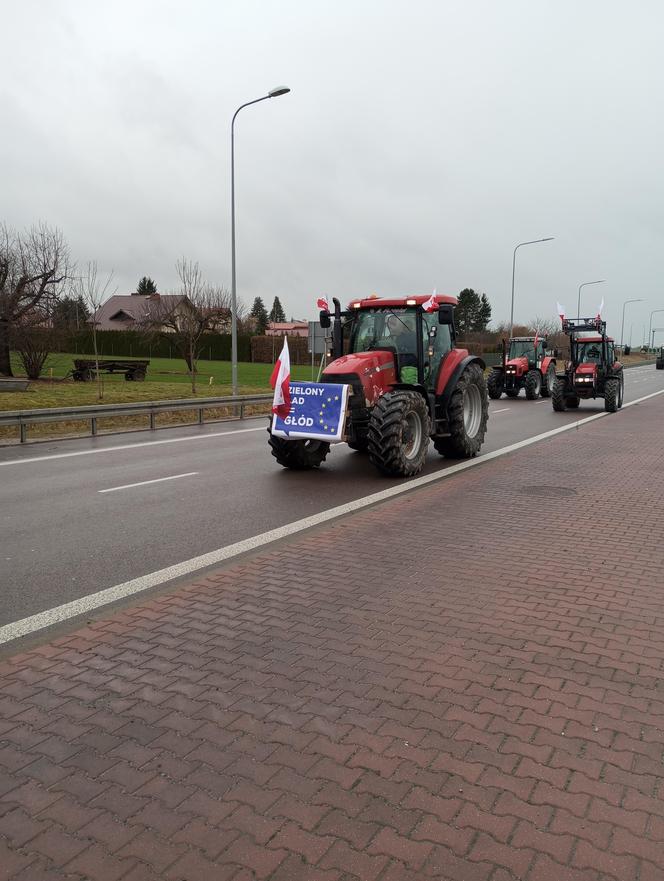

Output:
xmin=656 ymin=346 xmax=664 ymax=370
xmin=552 ymin=318 xmax=624 ymax=412
xmin=506 ymin=336 xmax=546 ymax=371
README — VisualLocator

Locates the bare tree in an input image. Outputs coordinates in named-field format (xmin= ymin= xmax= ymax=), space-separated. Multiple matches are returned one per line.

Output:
xmin=13 ymin=315 xmax=62 ymax=380
xmin=76 ymin=262 xmax=116 ymax=401
xmin=140 ymin=258 xmax=232 ymax=393
xmin=0 ymin=222 xmax=71 ymax=376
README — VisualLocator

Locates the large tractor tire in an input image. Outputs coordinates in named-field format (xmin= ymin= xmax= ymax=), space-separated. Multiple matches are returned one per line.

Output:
xmin=604 ymin=376 xmax=623 ymax=413
xmin=487 ymin=370 xmax=503 ymax=400
xmin=541 ymin=364 xmax=556 ymax=398
xmin=567 ymin=396 xmax=580 ymax=408
xmin=434 ymin=363 xmax=488 ymax=459
xmin=367 ymin=390 xmax=430 ymax=477
xmin=552 ymin=378 xmax=567 ymax=411
xmin=524 ymin=369 xmax=542 ymax=400
xmin=347 ymin=439 xmax=368 ymax=452
xmin=268 ymin=433 xmax=330 ymax=470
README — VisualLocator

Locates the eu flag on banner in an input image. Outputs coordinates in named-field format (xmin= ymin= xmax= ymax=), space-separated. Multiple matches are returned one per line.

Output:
xmin=271 ymin=382 xmax=350 ymax=443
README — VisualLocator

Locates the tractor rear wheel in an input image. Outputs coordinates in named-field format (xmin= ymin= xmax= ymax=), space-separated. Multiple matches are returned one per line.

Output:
xmin=367 ymin=390 xmax=430 ymax=477
xmin=268 ymin=433 xmax=330 ymax=469
xmin=487 ymin=370 xmax=503 ymax=400
xmin=541 ymin=364 xmax=556 ymax=398
xmin=552 ymin=378 xmax=567 ymax=411
xmin=434 ymin=363 xmax=488 ymax=459
xmin=525 ymin=370 xmax=542 ymax=400
xmin=604 ymin=377 xmax=623 ymax=412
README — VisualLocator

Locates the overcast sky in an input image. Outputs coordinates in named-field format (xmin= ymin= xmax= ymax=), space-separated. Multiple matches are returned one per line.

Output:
xmin=2 ymin=0 xmax=663 ymax=341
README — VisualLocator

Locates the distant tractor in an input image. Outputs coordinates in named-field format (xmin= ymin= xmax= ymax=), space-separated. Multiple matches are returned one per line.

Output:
xmin=487 ymin=336 xmax=557 ymax=400
xmin=268 ymin=295 xmax=489 ymax=477
xmin=552 ymin=318 xmax=624 ymax=413
xmin=656 ymin=347 xmax=664 ymax=369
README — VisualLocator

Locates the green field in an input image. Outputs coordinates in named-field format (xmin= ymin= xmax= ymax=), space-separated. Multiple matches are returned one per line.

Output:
xmin=2 ymin=352 xmax=318 ymax=413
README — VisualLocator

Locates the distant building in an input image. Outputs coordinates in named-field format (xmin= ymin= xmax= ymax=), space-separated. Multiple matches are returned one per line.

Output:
xmin=90 ymin=294 xmax=188 ymax=331
xmin=266 ymin=321 xmax=308 ymax=338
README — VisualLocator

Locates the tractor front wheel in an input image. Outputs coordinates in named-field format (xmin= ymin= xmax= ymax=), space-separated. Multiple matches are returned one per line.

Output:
xmin=367 ymin=390 xmax=430 ymax=477
xmin=552 ymin=378 xmax=567 ymax=411
xmin=525 ymin=369 xmax=542 ymax=400
xmin=604 ymin=377 xmax=623 ymax=413
xmin=434 ymin=363 xmax=488 ymax=459
xmin=268 ymin=433 xmax=331 ymax=469
xmin=541 ymin=364 xmax=556 ymax=398
xmin=487 ymin=370 xmax=503 ymax=400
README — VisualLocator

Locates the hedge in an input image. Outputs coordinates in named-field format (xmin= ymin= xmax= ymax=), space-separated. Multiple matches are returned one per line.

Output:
xmin=56 ymin=330 xmax=252 ymax=362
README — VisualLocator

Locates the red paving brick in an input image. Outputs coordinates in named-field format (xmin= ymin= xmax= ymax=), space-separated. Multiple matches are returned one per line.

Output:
xmin=2 ymin=395 xmax=664 ymax=880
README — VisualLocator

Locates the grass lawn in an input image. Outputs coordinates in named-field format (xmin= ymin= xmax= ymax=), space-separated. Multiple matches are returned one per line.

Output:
xmin=1 ymin=352 xmax=320 ymax=442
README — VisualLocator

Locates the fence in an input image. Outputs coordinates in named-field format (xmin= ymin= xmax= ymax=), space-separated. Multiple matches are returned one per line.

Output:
xmin=0 ymin=393 xmax=273 ymax=445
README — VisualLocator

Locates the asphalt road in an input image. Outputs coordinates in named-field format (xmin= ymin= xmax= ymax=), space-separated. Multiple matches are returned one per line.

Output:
xmin=1 ymin=364 xmax=663 ymax=627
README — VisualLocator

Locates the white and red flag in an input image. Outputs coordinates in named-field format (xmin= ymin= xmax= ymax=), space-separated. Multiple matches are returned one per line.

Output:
xmin=533 ymin=329 xmax=540 ymax=351
xmin=317 ymin=296 xmax=329 ymax=310
xmin=270 ymin=337 xmax=291 ymax=419
xmin=556 ymin=302 xmax=566 ymax=321
xmin=422 ymin=290 xmax=438 ymax=313
xmin=596 ymin=297 xmax=604 ymax=319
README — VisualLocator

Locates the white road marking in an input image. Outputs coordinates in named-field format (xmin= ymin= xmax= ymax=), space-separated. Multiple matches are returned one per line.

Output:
xmin=0 ymin=424 xmax=266 ymax=468
xmin=492 ymin=408 xmax=511 ymax=413
xmin=98 ymin=472 xmax=199 ymax=494
xmin=2 ymin=386 xmax=663 ymax=646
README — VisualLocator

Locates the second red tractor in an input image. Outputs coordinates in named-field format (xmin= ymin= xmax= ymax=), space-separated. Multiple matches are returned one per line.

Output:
xmin=487 ymin=336 xmax=557 ymax=400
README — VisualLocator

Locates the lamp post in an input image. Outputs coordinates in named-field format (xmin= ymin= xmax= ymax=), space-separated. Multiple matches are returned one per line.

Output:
xmin=230 ymin=86 xmax=290 ymax=395
xmin=509 ymin=237 xmax=554 ymax=338
xmin=620 ymin=298 xmax=644 ymax=354
xmin=648 ymin=309 xmax=664 ymax=351
xmin=577 ymin=279 xmax=605 ymax=319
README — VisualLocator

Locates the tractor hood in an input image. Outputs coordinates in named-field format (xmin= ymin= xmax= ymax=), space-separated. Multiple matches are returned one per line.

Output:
xmin=505 ymin=356 xmax=530 ymax=371
xmin=575 ymin=363 xmax=597 ymax=376
xmin=322 ymin=350 xmax=397 ymax=406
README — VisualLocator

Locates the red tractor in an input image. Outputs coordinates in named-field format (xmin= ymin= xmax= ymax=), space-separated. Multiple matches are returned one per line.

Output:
xmin=552 ymin=317 xmax=624 ymax=412
xmin=487 ymin=336 xmax=557 ymax=400
xmin=268 ymin=294 xmax=489 ymax=477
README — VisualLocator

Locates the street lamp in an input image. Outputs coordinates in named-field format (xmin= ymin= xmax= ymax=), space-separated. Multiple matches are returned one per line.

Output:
xmin=620 ymin=298 xmax=644 ymax=354
xmin=648 ymin=309 xmax=664 ymax=350
xmin=577 ymin=279 xmax=605 ymax=319
xmin=230 ymin=86 xmax=290 ymax=395
xmin=509 ymin=237 xmax=555 ymax=338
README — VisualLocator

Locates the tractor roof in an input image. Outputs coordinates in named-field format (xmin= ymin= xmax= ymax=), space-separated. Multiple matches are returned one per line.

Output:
xmin=509 ymin=336 xmax=543 ymax=342
xmin=574 ymin=335 xmax=614 ymax=343
xmin=347 ymin=294 xmax=457 ymax=309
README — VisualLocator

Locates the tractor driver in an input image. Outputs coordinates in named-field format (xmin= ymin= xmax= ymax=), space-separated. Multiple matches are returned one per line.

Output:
xmin=582 ymin=344 xmax=601 ymax=363
xmin=386 ymin=314 xmax=416 ymax=356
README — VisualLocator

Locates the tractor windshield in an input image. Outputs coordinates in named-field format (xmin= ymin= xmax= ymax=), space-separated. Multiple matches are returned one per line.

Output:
xmin=350 ymin=308 xmax=418 ymax=356
xmin=508 ymin=340 xmax=535 ymax=359
xmin=576 ymin=341 xmax=603 ymax=364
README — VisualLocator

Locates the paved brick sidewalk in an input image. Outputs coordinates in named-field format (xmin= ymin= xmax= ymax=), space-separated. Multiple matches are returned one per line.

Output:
xmin=2 ymin=398 xmax=664 ymax=881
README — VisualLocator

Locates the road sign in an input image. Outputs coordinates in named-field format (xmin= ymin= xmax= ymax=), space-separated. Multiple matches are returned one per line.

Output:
xmin=308 ymin=321 xmax=330 ymax=355
xmin=271 ymin=381 xmax=350 ymax=443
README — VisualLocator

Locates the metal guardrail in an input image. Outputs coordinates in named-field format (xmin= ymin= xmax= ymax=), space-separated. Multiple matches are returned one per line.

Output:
xmin=0 ymin=393 xmax=273 ymax=444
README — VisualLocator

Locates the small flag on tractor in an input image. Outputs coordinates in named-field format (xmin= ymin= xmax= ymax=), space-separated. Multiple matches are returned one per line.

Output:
xmin=596 ymin=297 xmax=604 ymax=319
xmin=270 ymin=337 xmax=291 ymax=419
xmin=533 ymin=329 xmax=540 ymax=351
xmin=422 ymin=291 xmax=438 ymax=313
xmin=556 ymin=302 xmax=566 ymax=321
xmin=317 ymin=296 xmax=329 ymax=310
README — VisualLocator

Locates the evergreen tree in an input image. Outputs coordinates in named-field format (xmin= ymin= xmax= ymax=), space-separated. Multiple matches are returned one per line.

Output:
xmin=269 ymin=296 xmax=286 ymax=323
xmin=250 ymin=296 xmax=269 ymax=334
xmin=52 ymin=296 xmax=90 ymax=330
xmin=136 ymin=276 xmax=157 ymax=295
xmin=476 ymin=293 xmax=492 ymax=331
xmin=455 ymin=289 xmax=482 ymax=335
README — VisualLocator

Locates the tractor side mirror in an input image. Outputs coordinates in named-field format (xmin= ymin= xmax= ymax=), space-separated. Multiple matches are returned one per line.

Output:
xmin=319 ymin=310 xmax=331 ymax=329
xmin=438 ymin=304 xmax=454 ymax=325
